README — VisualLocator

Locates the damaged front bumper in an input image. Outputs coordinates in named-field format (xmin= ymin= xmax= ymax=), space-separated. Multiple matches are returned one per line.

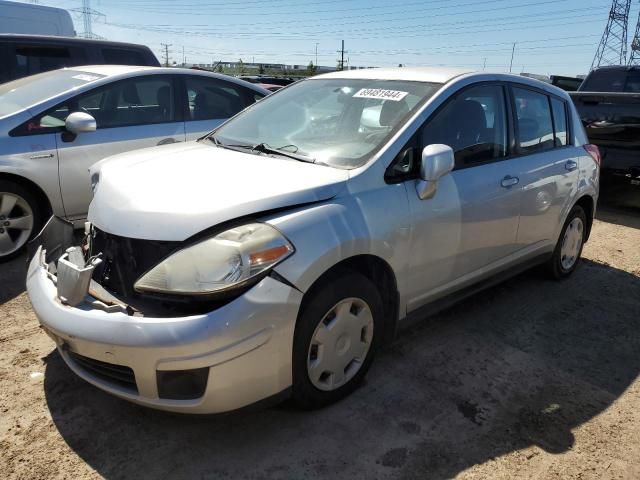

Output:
xmin=26 ymin=229 xmax=304 ymax=413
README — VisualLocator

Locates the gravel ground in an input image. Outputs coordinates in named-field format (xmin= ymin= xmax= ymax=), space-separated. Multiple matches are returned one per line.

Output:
xmin=1 ymin=198 xmax=639 ymax=479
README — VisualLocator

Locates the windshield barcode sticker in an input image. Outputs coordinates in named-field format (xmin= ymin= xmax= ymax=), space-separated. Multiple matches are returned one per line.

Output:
xmin=353 ymin=88 xmax=409 ymax=101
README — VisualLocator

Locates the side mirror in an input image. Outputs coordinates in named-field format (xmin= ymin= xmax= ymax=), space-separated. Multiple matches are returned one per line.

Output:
xmin=416 ymin=144 xmax=455 ymax=200
xmin=65 ymin=112 xmax=96 ymax=134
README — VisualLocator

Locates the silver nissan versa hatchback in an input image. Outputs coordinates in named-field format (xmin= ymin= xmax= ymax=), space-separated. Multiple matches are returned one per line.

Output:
xmin=26 ymin=67 xmax=600 ymax=413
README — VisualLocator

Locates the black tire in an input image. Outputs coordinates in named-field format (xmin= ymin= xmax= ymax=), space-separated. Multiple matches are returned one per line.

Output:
xmin=546 ymin=205 xmax=587 ymax=279
xmin=291 ymin=270 xmax=384 ymax=409
xmin=0 ymin=180 xmax=43 ymax=262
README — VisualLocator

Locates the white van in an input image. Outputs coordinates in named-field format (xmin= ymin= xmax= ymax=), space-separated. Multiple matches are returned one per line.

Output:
xmin=0 ymin=0 xmax=75 ymax=37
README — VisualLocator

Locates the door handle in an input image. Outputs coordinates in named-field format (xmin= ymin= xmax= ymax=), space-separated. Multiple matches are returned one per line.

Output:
xmin=500 ymin=175 xmax=519 ymax=188
xmin=565 ymin=160 xmax=578 ymax=171
xmin=29 ymin=153 xmax=54 ymax=159
xmin=157 ymin=138 xmax=178 ymax=146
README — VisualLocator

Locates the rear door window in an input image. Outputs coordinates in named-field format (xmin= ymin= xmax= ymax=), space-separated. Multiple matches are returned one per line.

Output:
xmin=184 ymin=76 xmax=254 ymax=120
xmin=512 ymin=87 xmax=555 ymax=154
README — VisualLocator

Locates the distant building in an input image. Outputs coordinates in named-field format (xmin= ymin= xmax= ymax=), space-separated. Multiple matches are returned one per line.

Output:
xmin=184 ymin=61 xmax=372 ymax=73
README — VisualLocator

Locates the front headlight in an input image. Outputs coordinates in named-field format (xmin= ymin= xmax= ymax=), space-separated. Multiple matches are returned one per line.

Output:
xmin=134 ymin=223 xmax=294 ymax=295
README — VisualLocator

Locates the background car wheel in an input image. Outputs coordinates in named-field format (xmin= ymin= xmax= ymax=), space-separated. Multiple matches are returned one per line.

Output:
xmin=292 ymin=270 xmax=384 ymax=409
xmin=547 ymin=205 xmax=587 ymax=279
xmin=0 ymin=181 xmax=42 ymax=262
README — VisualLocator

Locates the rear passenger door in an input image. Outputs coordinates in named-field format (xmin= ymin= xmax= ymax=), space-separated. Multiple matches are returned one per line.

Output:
xmin=181 ymin=75 xmax=261 ymax=140
xmin=54 ymin=75 xmax=185 ymax=219
xmin=509 ymin=85 xmax=580 ymax=249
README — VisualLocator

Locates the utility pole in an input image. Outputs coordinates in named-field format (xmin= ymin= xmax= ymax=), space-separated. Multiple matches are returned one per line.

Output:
xmin=592 ymin=0 xmax=632 ymax=69
xmin=482 ymin=57 xmax=487 ymax=71
xmin=509 ymin=43 xmax=516 ymax=73
xmin=161 ymin=43 xmax=172 ymax=67
xmin=315 ymin=42 xmax=319 ymax=67
xmin=337 ymin=40 xmax=347 ymax=71
xmin=182 ymin=46 xmax=185 ymax=66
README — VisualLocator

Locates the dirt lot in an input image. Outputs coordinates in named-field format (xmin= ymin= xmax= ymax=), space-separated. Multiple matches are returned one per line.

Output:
xmin=1 ymin=200 xmax=639 ymax=479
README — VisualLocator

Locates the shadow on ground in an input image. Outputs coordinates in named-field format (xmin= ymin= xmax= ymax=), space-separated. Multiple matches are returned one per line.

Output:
xmin=43 ymin=257 xmax=640 ymax=479
xmin=597 ymin=186 xmax=640 ymax=229
xmin=0 ymin=254 xmax=27 ymax=304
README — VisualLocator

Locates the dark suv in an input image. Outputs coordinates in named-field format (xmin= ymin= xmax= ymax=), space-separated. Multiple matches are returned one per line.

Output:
xmin=0 ymin=34 xmax=160 ymax=84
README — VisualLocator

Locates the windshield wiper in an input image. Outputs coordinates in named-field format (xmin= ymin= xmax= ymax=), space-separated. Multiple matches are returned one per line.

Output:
xmin=208 ymin=135 xmax=254 ymax=152
xmin=251 ymin=143 xmax=316 ymax=163
xmin=208 ymin=136 xmax=316 ymax=163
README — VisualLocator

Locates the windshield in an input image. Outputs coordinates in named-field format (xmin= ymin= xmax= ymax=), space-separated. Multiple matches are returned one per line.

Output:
xmin=212 ymin=78 xmax=442 ymax=168
xmin=0 ymin=69 xmax=105 ymax=119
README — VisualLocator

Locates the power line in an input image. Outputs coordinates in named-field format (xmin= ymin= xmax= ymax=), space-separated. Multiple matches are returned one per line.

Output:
xmin=105 ymin=15 xmax=604 ymax=42
xmin=97 ymin=0 xmax=576 ymax=21
xmin=110 ymin=6 xmax=604 ymax=37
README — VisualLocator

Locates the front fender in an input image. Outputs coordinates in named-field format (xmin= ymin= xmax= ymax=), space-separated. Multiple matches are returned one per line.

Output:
xmin=265 ymin=186 xmax=410 ymax=302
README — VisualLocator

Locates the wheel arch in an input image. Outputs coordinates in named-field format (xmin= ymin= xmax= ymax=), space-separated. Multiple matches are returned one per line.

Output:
xmin=574 ymin=194 xmax=595 ymax=241
xmin=0 ymin=172 xmax=53 ymax=220
xmin=298 ymin=254 xmax=400 ymax=347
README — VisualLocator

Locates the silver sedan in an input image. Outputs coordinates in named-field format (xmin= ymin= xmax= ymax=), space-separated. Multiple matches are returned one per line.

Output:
xmin=27 ymin=67 xmax=599 ymax=413
xmin=0 ymin=65 xmax=267 ymax=260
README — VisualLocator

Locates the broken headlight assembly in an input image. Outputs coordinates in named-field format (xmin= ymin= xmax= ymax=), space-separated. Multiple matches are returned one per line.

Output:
xmin=134 ymin=223 xmax=294 ymax=295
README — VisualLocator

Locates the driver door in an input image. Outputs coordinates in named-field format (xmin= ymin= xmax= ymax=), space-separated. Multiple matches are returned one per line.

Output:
xmin=400 ymin=83 xmax=523 ymax=311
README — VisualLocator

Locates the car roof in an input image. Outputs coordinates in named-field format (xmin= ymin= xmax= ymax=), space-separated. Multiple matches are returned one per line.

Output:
xmin=65 ymin=65 xmax=265 ymax=86
xmin=315 ymin=67 xmax=475 ymax=83
xmin=67 ymin=65 xmax=160 ymax=76
xmin=0 ymin=33 xmax=150 ymax=49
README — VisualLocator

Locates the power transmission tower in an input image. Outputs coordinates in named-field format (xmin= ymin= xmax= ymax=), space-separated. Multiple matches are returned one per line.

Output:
xmin=591 ymin=0 xmax=632 ymax=69
xmin=161 ymin=43 xmax=172 ymax=67
xmin=70 ymin=0 xmax=104 ymax=39
xmin=629 ymin=8 xmax=640 ymax=65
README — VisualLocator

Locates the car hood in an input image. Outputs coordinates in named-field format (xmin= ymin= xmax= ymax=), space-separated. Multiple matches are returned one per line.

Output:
xmin=88 ymin=141 xmax=349 ymax=241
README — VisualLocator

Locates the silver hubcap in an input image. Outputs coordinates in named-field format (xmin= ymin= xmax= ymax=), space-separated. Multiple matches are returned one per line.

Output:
xmin=0 ymin=192 xmax=34 ymax=257
xmin=560 ymin=217 xmax=584 ymax=270
xmin=307 ymin=297 xmax=374 ymax=391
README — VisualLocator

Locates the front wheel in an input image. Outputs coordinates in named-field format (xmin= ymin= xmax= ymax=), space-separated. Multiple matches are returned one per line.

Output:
xmin=546 ymin=205 xmax=587 ymax=279
xmin=292 ymin=271 xmax=384 ymax=409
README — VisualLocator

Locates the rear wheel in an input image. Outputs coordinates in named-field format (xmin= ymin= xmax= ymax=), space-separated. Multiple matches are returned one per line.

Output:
xmin=292 ymin=271 xmax=383 ymax=409
xmin=0 ymin=181 xmax=42 ymax=262
xmin=546 ymin=205 xmax=587 ymax=279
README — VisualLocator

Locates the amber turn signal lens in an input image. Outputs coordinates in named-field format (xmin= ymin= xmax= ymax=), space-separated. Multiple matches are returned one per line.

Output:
xmin=250 ymin=245 xmax=292 ymax=266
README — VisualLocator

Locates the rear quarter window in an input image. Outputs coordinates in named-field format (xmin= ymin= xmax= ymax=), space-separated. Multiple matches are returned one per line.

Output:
xmin=101 ymin=48 xmax=147 ymax=66
xmin=579 ymin=69 xmax=640 ymax=92
xmin=10 ymin=44 xmax=88 ymax=79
